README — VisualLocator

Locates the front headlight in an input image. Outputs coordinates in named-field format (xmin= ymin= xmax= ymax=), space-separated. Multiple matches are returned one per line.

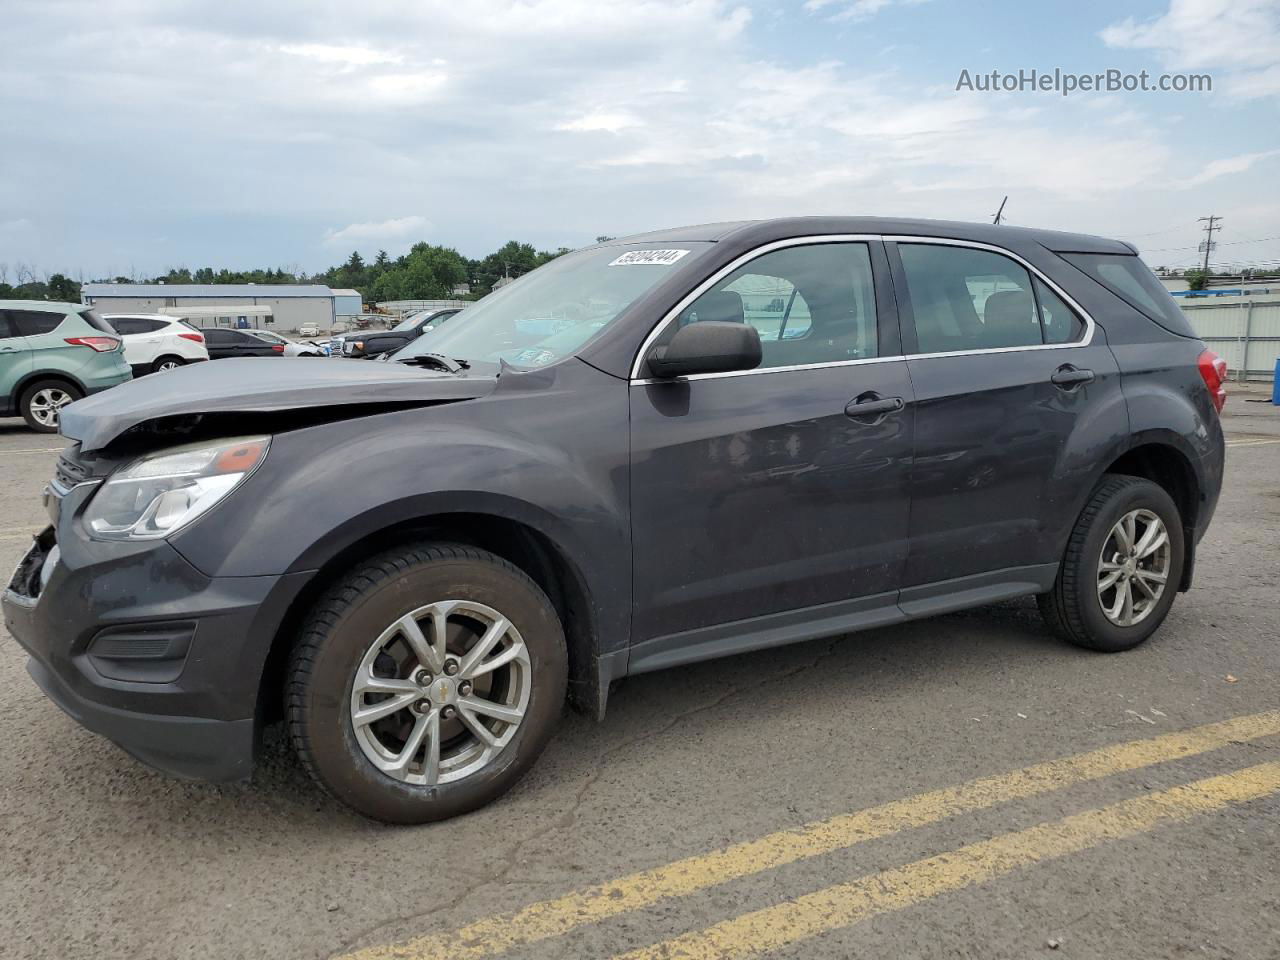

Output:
xmin=84 ymin=436 xmax=270 ymax=541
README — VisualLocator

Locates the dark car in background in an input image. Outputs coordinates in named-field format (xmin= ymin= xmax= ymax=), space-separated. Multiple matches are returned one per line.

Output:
xmin=4 ymin=218 xmax=1226 ymax=824
xmin=342 ymin=308 xmax=462 ymax=359
xmin=202 ymin=327 xmax=287 ymax=360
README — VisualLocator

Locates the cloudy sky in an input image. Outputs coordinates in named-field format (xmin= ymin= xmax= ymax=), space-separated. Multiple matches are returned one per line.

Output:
xmin=1 ymin=0 xmax=1277 ymax=278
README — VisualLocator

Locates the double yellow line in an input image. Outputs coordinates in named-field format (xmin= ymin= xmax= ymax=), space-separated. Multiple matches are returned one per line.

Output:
xmin=343 ymin=711 xmax=1280 ymax=960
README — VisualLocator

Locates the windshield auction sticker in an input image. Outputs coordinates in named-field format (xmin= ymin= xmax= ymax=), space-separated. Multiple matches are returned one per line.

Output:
xmin=608 ymin=249 xmax=691 ymax=266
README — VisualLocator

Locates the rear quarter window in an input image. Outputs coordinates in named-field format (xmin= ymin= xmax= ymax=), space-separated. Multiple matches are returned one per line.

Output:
xmin=1060 ymin=253 xmax=1195 ymax=338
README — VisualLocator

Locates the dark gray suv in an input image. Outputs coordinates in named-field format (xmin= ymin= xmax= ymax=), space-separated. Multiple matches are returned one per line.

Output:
xmin=3 ymin=218 xmax=1226 ymax=822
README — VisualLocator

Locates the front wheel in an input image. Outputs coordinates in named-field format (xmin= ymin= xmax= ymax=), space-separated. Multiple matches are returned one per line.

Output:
xmin=1038 ymin=475 xmax=1184 ymax=652
xmin=287 ymin=543 xmax=567 ymax=823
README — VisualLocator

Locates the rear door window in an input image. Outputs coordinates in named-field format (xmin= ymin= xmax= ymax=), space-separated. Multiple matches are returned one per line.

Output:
xmin=0 ymin=312 xmax=17 ymax=340
xmin=898 ymin=245 xmax=1042 ymax=352
xmin=898 ymin=244 xmax=1087 ymax=353
xmin=11 ymin=310 xmax=67 ymax=336
xmin=1061 ymin=253 xmax=1194 ymax=337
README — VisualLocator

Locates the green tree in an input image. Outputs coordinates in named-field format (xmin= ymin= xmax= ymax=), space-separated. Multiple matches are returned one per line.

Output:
xmin=1185 ymin=269 xmax=1208 ymax=291
xmin=46 ymin=273 xmax=79 ymax=302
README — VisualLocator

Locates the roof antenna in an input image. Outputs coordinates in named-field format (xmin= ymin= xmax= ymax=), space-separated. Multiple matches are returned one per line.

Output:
xmin=992 ymin=196 xmax=1008 ymax=225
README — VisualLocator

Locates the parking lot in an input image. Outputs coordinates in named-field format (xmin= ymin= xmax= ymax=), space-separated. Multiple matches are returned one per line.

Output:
xmin=1 ymin=389 xmax=1277 ymax=960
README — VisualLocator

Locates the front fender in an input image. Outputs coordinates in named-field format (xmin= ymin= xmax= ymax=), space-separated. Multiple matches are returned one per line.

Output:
xmin=169 ymin=360 xmax=632 ymax=651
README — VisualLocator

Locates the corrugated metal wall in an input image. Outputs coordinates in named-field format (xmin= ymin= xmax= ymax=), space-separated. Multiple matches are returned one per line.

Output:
xmin=1181 ymin=295 xmax=1280 ymax=381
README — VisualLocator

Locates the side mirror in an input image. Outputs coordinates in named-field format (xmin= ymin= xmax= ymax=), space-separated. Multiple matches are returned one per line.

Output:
xmin=646 ymin=321 xmax=762 ymax=379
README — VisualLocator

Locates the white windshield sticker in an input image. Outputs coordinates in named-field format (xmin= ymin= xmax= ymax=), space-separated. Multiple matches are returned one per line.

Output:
xmin=608 ymin=249 xmax=691 ymax=266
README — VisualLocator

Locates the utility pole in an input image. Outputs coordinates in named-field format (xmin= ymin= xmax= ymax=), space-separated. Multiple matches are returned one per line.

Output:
xmin=1198 ymin=215 xmax=1222 ymax=273
xmin=992 ymin=196 xmax=1008 ymax=225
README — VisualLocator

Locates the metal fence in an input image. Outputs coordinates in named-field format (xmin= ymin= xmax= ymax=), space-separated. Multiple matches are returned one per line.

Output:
xmin=375 ymin=299 xmax=469 ymax=320
xmin=1180 ymin=293 xmax=1280 ymax=381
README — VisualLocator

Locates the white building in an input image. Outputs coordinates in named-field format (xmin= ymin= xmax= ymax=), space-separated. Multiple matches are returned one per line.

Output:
xmin=81 ymin=283 xmax=343 ymax=333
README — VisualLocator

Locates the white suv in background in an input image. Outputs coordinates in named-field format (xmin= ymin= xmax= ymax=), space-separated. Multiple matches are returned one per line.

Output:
xmin=104 ymin=314 xmax=210 ymax=374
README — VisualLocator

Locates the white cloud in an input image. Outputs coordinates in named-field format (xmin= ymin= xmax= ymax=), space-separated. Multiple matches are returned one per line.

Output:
xmin=279 ymin=43 xmax=403 ymax=66
xmin=1175 ymin=149 xmax=1280 ymax=188
xmin=0 ymin=218 xmax=33 ymax=233
xmin=1101 ymin=0 xmax=1280 ymax=99
xmin=323 ymin=216 xmax=430 ymax=247
xmin=557 ymin=112 xmax=644 ymax=133
xmin=804 ymin=0 xmax=931 ymax=22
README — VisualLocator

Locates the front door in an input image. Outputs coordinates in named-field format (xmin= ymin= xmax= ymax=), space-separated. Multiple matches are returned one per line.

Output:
xmin=628 ymin=240 xmax=914 ymax=659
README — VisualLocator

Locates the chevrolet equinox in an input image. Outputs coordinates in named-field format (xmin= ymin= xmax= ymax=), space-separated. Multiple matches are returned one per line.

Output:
xmin=3 ymin=218 xmax=1226 ymax=822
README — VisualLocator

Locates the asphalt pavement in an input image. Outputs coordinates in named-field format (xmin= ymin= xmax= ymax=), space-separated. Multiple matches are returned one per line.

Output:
xmin=1 ymin=385 xmax=1277 ymax=960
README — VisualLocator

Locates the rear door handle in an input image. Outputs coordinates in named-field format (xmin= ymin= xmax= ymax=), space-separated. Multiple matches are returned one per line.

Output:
xmin=1050 ymin=365 xmax=1095 ymax=389
xmin=845 ymin=395 xmax=904 ymax=420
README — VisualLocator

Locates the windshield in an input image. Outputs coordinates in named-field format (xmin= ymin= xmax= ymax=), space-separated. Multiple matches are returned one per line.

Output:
xmin=392 ymin=311 xmax=434 ymax=332
xmin=394 ymin=242 xmax=713 ymax=373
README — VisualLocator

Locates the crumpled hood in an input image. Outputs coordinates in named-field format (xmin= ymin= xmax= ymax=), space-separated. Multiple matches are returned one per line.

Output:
xmin=60 ymin=357 xmax=495 ymax=450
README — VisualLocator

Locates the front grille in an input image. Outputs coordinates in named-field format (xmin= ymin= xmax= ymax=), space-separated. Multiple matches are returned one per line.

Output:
xmin=53 ymin=448 xmax=91 ymax=490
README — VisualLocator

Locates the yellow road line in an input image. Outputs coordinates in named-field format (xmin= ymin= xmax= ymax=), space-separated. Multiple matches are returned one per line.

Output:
xmin=343 ymin=711 xmax=1280 ymax=960
xmin=613 ymin=760 xmax=1280 ymax=960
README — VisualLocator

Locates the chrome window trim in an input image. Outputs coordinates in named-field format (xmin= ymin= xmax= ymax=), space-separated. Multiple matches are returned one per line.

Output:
xmin=627 ymin=233 xmax=1097 ymax=384
xmin=885 ymin=235 xmax=1097 ymax=360
xmin=628 ymin=234 xmax=883 ymax=382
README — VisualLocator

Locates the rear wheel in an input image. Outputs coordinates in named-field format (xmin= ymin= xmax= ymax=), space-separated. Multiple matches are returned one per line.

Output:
xmin=287 ymin=543 xmax=567 ymax=823
xmin=19 ymin=379 xmax=83 ymax=433
xmin=1038 ymin=475 xmax=1184 ymax=652
xmin=152 ymin=355 xmax=185 ymax=373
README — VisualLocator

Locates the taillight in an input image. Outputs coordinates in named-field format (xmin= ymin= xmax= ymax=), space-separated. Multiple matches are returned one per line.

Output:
xmin=178 ymin=332 xmax=204 ymax=343
xmin=1197 ymin=349 xmax=1228 ymax=413
xmin=64 ymin=336 xmax=120 ymax=353
xmin=271 ymin=344 xmax=285 ymax=353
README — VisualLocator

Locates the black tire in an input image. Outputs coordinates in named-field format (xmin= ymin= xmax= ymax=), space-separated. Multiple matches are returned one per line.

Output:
xmin=287 ymin=543 xmax=568 ymax=823
xmin=1038 ymin=475 xmax=1184 ymax=652
xmin=19 ymin=379 xmax=83 ymax=433
xmin=151 ymin=355 xmax=185 ymax=373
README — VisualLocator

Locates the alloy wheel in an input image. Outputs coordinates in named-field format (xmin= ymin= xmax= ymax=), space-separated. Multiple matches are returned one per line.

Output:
xmin=1097 ymin=508 xmax=1171 ymax=627
xmin=349 ymin=600 xmax=531 ymax=786
xmin=28 ymin=388 xmax=74 ymax=428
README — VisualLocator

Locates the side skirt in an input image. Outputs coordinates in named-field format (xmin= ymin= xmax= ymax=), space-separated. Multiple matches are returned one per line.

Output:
xmin=625 ymin=563 xmax=1059 ymax=677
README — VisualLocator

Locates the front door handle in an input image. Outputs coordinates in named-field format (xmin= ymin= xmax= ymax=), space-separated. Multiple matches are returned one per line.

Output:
xmin=845 ymin=394 xmax=904 ymax=420
xmin=1051 ymin=364 xmax=1095 ymax=389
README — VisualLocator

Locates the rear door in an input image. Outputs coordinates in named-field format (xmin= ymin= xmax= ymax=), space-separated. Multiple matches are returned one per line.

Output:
xmin=887 ymin=238 xmax=1124 ymax=596
xmin=628 ymin=239 xmax=914 ymax=662
xmin=203 ymin=328 xmax=238 ymax=359
xmin=107 ymin=317 xmax=148 ymax=364
xmin=9 ymin=309 xmax=70 ymax=370
xmin=0 ymin=312 xmax=33 ymax=409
